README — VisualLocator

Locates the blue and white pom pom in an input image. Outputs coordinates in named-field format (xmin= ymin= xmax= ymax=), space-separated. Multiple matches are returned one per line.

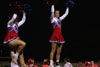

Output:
xmin=24 ymin=4 xmax=32 ymax=14
xmin=66 ymin=0 xmax=75 ymax=7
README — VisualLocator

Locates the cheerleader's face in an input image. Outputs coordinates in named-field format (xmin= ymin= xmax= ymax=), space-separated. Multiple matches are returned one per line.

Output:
xmin=55 ymin=10 xmax=60 ymax=18
xmin=14 ymin=17 xmax=19 ymax=24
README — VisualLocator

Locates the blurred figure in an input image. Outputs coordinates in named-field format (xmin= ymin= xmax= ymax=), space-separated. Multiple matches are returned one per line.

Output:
xmin=64 ymin=57 xmax=73 ymax=67
xmin=28 ymin=58 xmax=34 ymax=67
xmin=91 ymin=60 xmax=97 ymax=67
xmin=84 ymin=61 xmax=91 ymax=67
xmin=28 ymin=58 xmax=38 ymax=67
xmin=33 ymin=65 xmax=38 ymax=67
xmin=77 ymin=62 xmax=84 ymax=67
xmin=98 ymin=60 xmax=100 ymax=67
xmin=41 ymin=59 xmax=49 ymax=67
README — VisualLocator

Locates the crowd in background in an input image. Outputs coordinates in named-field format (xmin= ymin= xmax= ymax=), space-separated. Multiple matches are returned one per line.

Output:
xmin=0 ymin=57 xmax=100 ymax=67
xmin=77 ymin=60 xmax=100 ymax=67
xmin=27 ymin=58 xmax=100 ymax=67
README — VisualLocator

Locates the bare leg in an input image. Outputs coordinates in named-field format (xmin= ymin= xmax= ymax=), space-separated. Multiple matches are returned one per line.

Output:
xmin=50 ymin=43 xmax=57 ymax=60
xmin=8 ymin=39 xmax=26 ymax=65
xmin=9 ymin=39 xmax=26 ymax=54
xmin=19 ymin=52 xmax=27 ymax=67
xmin=56 ymin=44 xmax=63 ymax=62
xmin=50 ymin=43 xmax=57 ymax=65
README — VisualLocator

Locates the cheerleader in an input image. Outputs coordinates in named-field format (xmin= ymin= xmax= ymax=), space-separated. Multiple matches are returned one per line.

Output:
xmin=77 ymin=62 xmax=84 ymax=67
xmin=49 ymin=5 xmax=69 ymax=67
xmin=28 ymin=58 xmax=34 ymax=67
xmin=84 ymin=61 xmax=91 ymax=67
xmin=3 ymin=11 xmax=27 ymax=67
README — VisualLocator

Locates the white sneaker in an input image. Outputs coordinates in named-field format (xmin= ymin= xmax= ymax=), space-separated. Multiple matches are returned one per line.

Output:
xmin=49 ymin=65 xmax=54 ymax=67
xmin=11 ymin=62 xmax=19 ymax=67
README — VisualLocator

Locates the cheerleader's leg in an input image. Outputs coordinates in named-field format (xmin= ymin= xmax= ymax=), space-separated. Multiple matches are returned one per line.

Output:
xmin=9 ymin=45 xmax=19 ymax=65
xmin=10 ymin=51 xmax=16 ymax=64
xmin=19 ymin=51 xmax=27 ymax=67
xmin=8 ymin=39 xmax=26 ymax=65
xmin=53 ymin=44 xmax=63 ymax=67
xmin=10 ymin=51 xmax=19 ymax=67
xmin=55 ymin=33 xmax=64 ymax=67
xmin=49 ymin=43 xmax=57 ymax=66
xmin=56 ymin=44 xmax=63 ymax=62
xmin=8 ymin=39 xmax=26 ymax=54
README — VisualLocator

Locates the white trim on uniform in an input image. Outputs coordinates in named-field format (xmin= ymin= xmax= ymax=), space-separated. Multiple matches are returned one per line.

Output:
xmin=49 ymin=40 xmax=65 ymax=44
xmin=3 ymin=37 xmax=20 ymax=44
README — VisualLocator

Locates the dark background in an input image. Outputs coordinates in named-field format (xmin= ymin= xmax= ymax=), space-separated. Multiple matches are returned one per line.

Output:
xmin=0 ymin=0 xmax=99 ymax=62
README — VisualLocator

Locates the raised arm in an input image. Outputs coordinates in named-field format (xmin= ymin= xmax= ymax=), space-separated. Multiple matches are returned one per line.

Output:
xmin=7 ymin=13 xmax=17 ymax=27
xmin=51 ymin=5 xmax=55 ymax=18
xmin=60 ymin=7 xmax=69 ymax=21
xmin=18 ymin=11 xmax=26 ymax=27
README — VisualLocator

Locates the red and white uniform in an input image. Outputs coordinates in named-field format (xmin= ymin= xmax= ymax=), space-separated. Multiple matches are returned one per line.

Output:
xmin=49 ymin=5 xmax=69 ymax=44
xmin=84 ymin=61 xmax=91 ymax=67
xmin=41 ymin=65 xmax=48 ymax=67
xmin=84 ymin=66 xmax=91 ymax=67
xmin=3 ymin=12 xmax=26 ymax=44
xmin=91 ymin=65 xmax=98 ymax=67
xmin=98 ymin=64 xmax=100 ymax=67
xmin=28 ymin=65 xmax=38 ymax=67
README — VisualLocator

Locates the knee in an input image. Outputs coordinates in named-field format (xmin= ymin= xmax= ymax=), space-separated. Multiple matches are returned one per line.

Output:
xmin=51 ymin=48 xmax=56 ymax=53
xmin=21 ymin=42 xmax=26 ymax=47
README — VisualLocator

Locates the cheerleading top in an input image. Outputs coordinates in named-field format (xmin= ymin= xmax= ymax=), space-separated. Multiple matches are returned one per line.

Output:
xmin=3 ymin=12 xmax=26 ymax=44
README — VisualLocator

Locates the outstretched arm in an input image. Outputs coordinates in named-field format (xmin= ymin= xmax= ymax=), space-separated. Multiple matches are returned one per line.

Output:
xmin=18 ymin=11 xmax=26 ymax=27
xmin=60 ymin=7 xmax=69 ymax=21
xmin=7 ymin=13 xmax=17 ymax=27
xmin=51 ymin=5 xmax=55 ymax=18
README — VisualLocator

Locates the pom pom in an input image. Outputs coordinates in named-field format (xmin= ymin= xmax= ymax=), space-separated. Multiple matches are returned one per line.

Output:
xmin=66 ymin=0 xmax=75 ymax=7
xmin=24 ymin=4 xmax=32 ymax=14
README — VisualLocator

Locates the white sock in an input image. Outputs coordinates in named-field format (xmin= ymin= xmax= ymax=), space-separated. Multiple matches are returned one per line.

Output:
xmin=15 ymin=52 xmax=19 ymax=57
xmin=14 ymin=52 xmax=19 ymax=64
xmin=56 ymin=60 xmax=59 ymax=63
xmin=14 ymin=52 xmax=19 ymax=59
xmin=50 ymin=60 xmax=53 ymax=65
